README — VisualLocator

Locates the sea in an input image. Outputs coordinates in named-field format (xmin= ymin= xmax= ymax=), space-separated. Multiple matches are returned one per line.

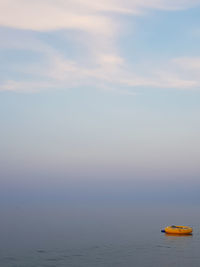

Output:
xmin=0 ymin=202 xmax=200 ymax=267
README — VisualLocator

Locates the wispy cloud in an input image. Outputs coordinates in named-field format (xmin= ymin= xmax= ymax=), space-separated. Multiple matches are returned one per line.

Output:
xmin=0 ymin=0 xmax=200 ymax=93
xmin=1 ymin=0 xmax=199 ymax=33
xmin=173 ymin=57 xmax=200 ymax=71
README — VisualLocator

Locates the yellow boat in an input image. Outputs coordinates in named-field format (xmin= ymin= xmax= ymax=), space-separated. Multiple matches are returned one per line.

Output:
xmin=164 ymin=225 xmax=193 ymax=235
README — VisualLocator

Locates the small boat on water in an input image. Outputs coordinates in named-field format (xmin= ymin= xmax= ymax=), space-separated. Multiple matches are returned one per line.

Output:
xmin=161 ymin=225 xmax=193 ymax=235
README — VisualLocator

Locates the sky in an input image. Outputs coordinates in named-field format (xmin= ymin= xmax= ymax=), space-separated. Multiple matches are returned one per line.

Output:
xmin=0 ymin=0 xmax=200 ymax=204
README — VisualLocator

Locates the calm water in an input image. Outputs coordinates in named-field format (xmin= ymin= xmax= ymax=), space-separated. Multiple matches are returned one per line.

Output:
xmin=0 ymin=203 xmax=200 ymax=267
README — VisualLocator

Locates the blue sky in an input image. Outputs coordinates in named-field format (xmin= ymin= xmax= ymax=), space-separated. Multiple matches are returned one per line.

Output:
xmin=0 ymin=0 xmax=200 ymax=203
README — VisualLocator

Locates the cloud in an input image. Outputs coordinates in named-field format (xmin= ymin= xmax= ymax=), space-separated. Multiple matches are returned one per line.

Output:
xmin=0 ymin=0 xmax=199 ymax=31
xmin=173 ymin=57 xmax=200 ymax=71
xmin=1 ymin=0 xmax=199 ymax=35
xmin=0 ymin=80 xmax=55 ymax=93
xmin=0 ymin=0 xmax=116 ymax=35
xmin=1 ymin=53 xmax=198 ymax=94
xmin=0 ymin=0 xmax=200 ymax=93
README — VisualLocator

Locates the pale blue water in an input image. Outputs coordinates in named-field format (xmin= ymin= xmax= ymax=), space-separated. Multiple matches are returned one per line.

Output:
xmin=0 ymin=203 xmax=200 ymax=266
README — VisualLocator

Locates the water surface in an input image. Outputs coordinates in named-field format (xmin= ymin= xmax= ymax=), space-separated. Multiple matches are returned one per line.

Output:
xmin=0 ymin=203 xmax=200 ymax=266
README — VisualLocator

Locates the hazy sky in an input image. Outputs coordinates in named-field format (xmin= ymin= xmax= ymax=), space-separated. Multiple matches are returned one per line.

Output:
xmin=0 ymin=0 xmax=200 ymax=194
